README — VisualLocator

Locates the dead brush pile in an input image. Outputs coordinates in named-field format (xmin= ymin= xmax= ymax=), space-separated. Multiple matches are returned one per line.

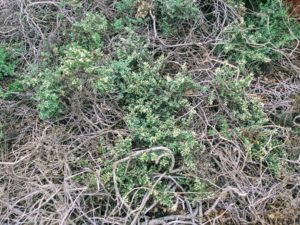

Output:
xmin=0 ymin=0 xmax=300 ymax=224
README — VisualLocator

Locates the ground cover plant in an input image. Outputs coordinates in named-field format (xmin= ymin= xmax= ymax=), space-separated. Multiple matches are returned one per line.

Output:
xmin=0 ymin=0 xmax=300 ymax=224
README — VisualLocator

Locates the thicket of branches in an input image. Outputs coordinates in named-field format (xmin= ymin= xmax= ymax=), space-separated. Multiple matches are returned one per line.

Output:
xmin=0 ymin=0 xmax=300 ymax=224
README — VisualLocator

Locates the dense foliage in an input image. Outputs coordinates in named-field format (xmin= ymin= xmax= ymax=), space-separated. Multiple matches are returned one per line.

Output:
xmin=0 ymin=46 xmax=15 ymax=79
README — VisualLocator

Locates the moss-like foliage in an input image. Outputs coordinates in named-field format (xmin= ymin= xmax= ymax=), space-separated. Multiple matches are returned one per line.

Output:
xmin=211 ymin=0 xmax=300 ymax=174
xmin=95 ymin=33 xmax=204 ymax=207
xmin=219 ymin=0 xmax=300 ymax=72
xmin=0 ymin=46 xmax=15 ymax=79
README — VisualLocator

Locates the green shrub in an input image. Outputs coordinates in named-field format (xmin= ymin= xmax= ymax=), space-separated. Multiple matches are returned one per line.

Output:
xmin=115 ymin=0 xmax=151 ymax=32
xmin=210 ymin=65 xmax=285 ymax=175
xmin=210 ymin=0 xmax=297 ymax=175
xmin=95 ymin=33 xmax=206 ymax=208
xmin=116 ymin=0 xmax=137 ymax=15
xmin=0 ymin=46 xmax=15 ymax=79
xmin=35 ymin=70 xmax=64 ymax=120
xmin=157 ymin=0 xmax=200 ymax=36
xmin=213 ymin=66 xmax=267 ymax=125
xmin=7 ymin=13 xmax=108 ymax=120
xmin=69 ymin=13 xmax=108 ymax=50
xmin=219 ymin=0 xmax=300 ymax=72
